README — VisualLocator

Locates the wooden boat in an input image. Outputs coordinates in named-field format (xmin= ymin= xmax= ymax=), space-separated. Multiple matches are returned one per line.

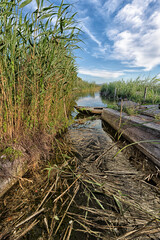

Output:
xmin=74 ymin=106 xmax=104 ymax=115
xmin=102 ymin=108 xmax=160 ymax=167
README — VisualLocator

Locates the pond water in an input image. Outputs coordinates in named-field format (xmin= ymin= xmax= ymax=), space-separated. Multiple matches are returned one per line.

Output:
xmin=76 ymin=92 xmax=107 ymax=107
xmin=72 ymin=92 xmax=109 ymax=118
xmin=71 ymin=91 xmax=110 ymax=130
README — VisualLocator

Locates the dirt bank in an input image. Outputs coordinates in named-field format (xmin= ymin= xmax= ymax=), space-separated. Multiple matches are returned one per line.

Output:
xmin=0 ymin=134 xmax=53 ymax=198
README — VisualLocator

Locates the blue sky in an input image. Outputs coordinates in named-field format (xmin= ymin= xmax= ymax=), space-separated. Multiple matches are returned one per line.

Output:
xmin=27 ymin=0 xmax=160 ymax=84
xmin=70 ymin=0 xmax=160 ymax=84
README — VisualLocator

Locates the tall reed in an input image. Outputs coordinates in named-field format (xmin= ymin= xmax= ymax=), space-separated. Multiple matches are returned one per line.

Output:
xmin=0 ymin=0 xmax=80 ymax=140
xmin=101 ymin=77 xmax=160 ymax=103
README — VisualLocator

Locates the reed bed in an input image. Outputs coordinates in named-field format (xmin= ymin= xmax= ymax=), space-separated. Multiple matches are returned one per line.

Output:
xmin=101 ymin=77 xmax=160 ymax=103
xmin=0 ymin=0 xmax=80 ymax=142
xmin=76 ymin=78 xmax=100 ymax=93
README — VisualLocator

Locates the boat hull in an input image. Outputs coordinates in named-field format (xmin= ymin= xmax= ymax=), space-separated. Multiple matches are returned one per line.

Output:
xmin=102 ymin=108 xmax=160 ymax=167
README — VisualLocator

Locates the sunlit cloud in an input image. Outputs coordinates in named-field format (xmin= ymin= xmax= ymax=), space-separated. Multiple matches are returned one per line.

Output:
xmin=78 ymin=16 xmax=102 ymax=47
xmin=82 ymin=26 xmax=102 ymax=47
xmin=107 ymin=0 xmax=160 ymax=71
xmin=78 ymin=68 xmax=124 ymax=79
xmin=104 ymin=0 xmax=124 ymax=15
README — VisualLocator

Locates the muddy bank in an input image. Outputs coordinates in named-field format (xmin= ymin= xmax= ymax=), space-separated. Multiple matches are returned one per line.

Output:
xmin=0 ymin=134 xmax=53 ymax=198
xmin=0 ymin=150 xmax=29 ymax=198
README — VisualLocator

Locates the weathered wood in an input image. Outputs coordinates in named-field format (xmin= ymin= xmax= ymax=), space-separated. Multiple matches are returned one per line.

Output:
xmin=114 ymin=88 xmax=117 ymax=101
xmin=102 ymin=108 xmax=160 ymax=167
xmin=144 ymin=87 xmax=148 ymax=102
xmin=74 ymin=106 xmax=104 ymax=115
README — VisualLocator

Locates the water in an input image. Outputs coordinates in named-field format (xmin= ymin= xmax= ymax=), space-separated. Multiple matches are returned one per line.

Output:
xmin=71 ymin=91 xmax=110 ymax=132
xmin=76 ymin=92 xmax=107 ymax=107
xmin=72 ymin=92 xmax=108 ymax=118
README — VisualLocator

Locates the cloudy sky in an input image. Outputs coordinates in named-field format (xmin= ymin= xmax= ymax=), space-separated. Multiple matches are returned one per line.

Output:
xmin=68 ymin=0 xmax=160 ymax=84
xmin=26 ymin=0 xmax=160 ymax=84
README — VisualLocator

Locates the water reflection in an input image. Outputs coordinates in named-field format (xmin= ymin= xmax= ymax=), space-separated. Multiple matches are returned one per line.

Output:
xmin=76 ymin=91 xmax=96 ymax=98
xmin=76 ymin=92 xmax=107 ymax=107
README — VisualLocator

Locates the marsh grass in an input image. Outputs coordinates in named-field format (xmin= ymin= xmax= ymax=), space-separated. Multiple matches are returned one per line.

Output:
xmin=101 ymin=77 xmax=160 ymax=103
xmin=76 ymin=78 xmax=100 ymax=93
xmin=0 ymin=0 xmax=80 ymax=142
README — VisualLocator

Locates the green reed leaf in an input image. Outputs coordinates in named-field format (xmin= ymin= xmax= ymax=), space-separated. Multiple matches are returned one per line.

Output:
xmin=19 ymin=0 xmax=32 ymax=9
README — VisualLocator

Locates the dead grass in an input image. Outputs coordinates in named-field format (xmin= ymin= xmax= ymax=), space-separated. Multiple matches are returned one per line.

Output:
xmin=0 ymin=123 xmax=160 ymax=240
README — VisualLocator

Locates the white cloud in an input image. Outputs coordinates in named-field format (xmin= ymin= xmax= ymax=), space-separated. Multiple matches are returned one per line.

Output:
xmin=104 ymin=0 xmax=124 ymax=15
xmin=82 ymin=26 xmax=102 ymax=47
xmin=85 ymin=0 xmax=123 ymax=19
xmin=107 ymin=0 xmax=160 ymax=71
xmin=92 ymin=44 xmax=110 ymax=59
xmin=124 ymin=69 xmax=141 ymax=73
xmin=77 ymin=8 xmax=88 ymax=17
xmin=107 ymin=29 xmax=119 ymax=40
xmin=112 ymin=28 xmax=160 ymax=70
xmin=133 ymin=0 xmax=156 ymax=10
xmin=78 ymin=68 xmax=124 ymax=79
xmin=115 ymin=4 xmax=143 ymax=28
xmin=149 ymin=11 xmax=160 ymax=27
xmin=78 ymin=16 xmax=102 ymax=47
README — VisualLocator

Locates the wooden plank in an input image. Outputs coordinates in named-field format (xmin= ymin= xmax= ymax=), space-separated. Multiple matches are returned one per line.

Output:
xmin=102 ymin=108 xmax=160 ymax=167
xmin=74 ymin=106 xmax=103 ymax=115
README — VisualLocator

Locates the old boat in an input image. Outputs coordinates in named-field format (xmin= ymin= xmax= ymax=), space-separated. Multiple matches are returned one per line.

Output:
xmin=102 ymin=108 xmax=160 ymax=167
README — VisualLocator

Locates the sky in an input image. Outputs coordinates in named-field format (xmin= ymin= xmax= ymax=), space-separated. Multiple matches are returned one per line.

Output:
xmin=70 ymin=0 xmax=160 ymax=84
xmin=27 ymin=0 xmax=160 ymax=84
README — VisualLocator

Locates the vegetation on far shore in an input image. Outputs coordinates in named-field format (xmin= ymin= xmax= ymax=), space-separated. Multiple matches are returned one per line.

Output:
xmin=101 ymin=77 xmax=160 ymax=104
xmin=76 ymin=77 xmax=100 ymax=93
